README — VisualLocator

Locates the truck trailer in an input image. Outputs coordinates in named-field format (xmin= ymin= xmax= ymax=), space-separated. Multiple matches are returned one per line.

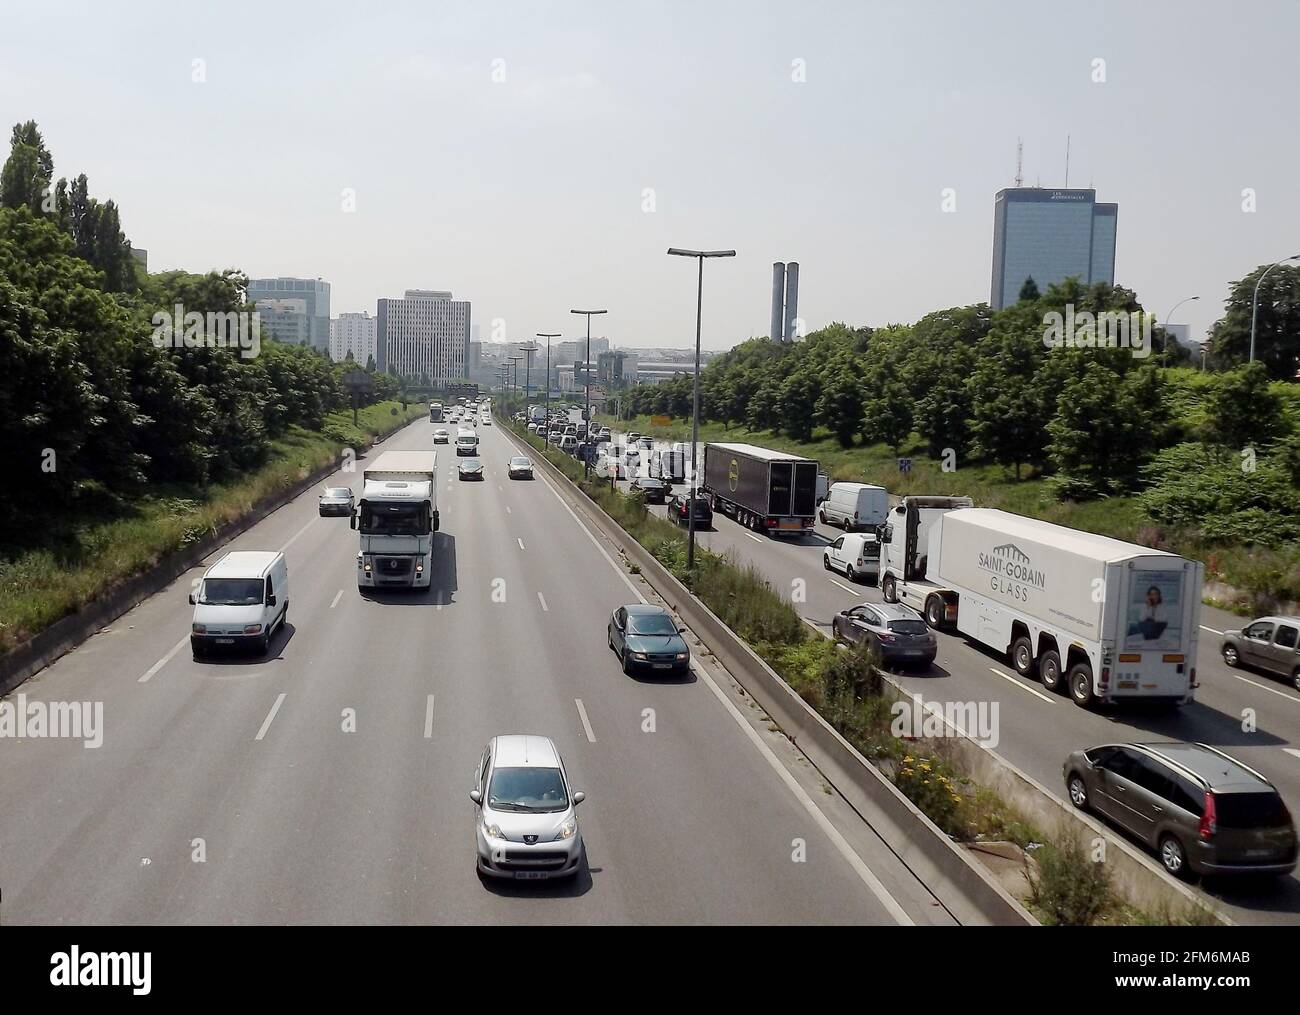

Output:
xmin=702 ymin=442 xmax=819 ymax=536
xmin=351 ymin=450 xmax=438 ymax=590
xmin=877 ymin=500 xmax=1204 ymax=708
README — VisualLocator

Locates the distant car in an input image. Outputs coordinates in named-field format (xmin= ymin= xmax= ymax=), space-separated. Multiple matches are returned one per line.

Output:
xmin=481 ymin=417 xmax=492 ymax=425
xmin=559 ymin=435 xmax=578 ymax=454
xmin=636 ymin=437 xmax=654 ymax=451
xmin=1221 ymin=617 xmax=1300 ymax=691
xmin=823 ymin=532 xmax=881 ymax=584
xmin=527 ymin=422 xmax=539 ymax=433
xmin=831 ymin=602 xmax=936 ymax=669
xmin=607 ymin=604 xmax=690 ymax=676
xmin=630 ymin=477 xmax=668 ymax=503
xmin=595 ymin=455 xmax=624 ymax=480
xmin=472 ymin=734 xmax=585 ymax=880
xmin=457 ymin=457 xmax=484 ymax=480
xmin=317 ymin=486 xmax=354 ymax=516
xmin=433 ymin=429 xmax=450 ymax=444
xmin=1064 ymin=742 xmax=1297 ymax=879
xmin=508 ymin=456 xmax=534 ymax=480
xmin=667 ymin=493 xmax=712 ymax=529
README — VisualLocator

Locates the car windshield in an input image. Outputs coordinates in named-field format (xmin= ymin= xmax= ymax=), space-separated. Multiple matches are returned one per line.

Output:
xmin=201 ymin=578 xmax=264 ymax=606
xmin=640 ymin=479 xmax=664 ymax=488
xmin=627 ymin=613 xmax=677 ymax=636
xmin=323 ymin=488 xmax=350 ymax=498
xmin=511 ymin=457 xmax=531 ymax=467
xmin=888 ymin=620 xmax=929 ymax=635
xmin=488 ymin=767 xmax=568 ymax=813
xmin=461 ymin=459 xmax=481 ymax=468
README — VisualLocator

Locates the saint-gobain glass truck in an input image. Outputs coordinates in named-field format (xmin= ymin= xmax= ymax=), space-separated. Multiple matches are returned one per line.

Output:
xmin=878 ymin=498 xmax=1204 ymax=708
xmin=701 ymin=442 xmax=819 ymax=536
xmin=351 ymin=450 xmax=438 ymax=590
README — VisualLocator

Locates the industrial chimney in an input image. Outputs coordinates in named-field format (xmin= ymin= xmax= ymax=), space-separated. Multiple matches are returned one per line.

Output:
xmin=783 ymin=262 xmax=800 ymax=341
xmin=770 ymin=263 xmax=786 ymax=343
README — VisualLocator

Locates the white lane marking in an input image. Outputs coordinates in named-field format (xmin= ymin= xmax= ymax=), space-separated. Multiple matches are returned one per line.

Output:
xmin=1200 ymin=625 xmax=1223 ymax=636
xmin=279 ymin=518 xmax=316 ymax=553
xmin=514 ymin=428 xmax=912 ymax=924
xmin=575 ymin=698 xmax=597 ymax=743
xmin=497 ymin=484 xmax=503 ymax=491
xmin=745 ymin=533 xmax=763 ymax=543
xmin=255 ymin=692 xmax=287 ymax=741
xmin=1231 ymin=672 xmax=1300 ymax=705
xmin=138 ymin=635 xmax=188 ymax=683
xmin=829 ymin=579 xmax=859 ymax=595
xmin=537 ymin=591 xmax=549 ymax=612
xmin=506 ymin=506 xmax=512 ymax=515
xmin=424 ymin=694 xmax=436 ymax=738
xmin=1283 ymin=748 xmax=1300 ymax=762
xmin=988 ymin=667 xmax=1056 ymax=704
xmin=517 ymin=538 xmax=526 ymax=551
xmin=329 ymin=589 xmax=343 ymax=609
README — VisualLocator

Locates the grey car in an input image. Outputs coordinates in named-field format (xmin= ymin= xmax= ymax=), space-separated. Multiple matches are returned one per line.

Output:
xmin=1064 ymin=742 xmax=1297 ymax=879
xmin=457 ymin=457 xmax=484 ymax=480
xmin=472 ymin=734 xmax=585 ymax=880
xmin=318 ymin=486 xmax=354 ymax=516
xmin=608 ymin=604 xmax=690 ymax=676
xmin=831 ymin=601 xmax=936 ymax=669
xmin=1221 ymin=616 xmax=1300 ymax=691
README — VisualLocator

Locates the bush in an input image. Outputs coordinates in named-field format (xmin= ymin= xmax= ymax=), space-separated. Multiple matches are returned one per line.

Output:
xmin=1028 ymin=836 xmax=1112 ymax=926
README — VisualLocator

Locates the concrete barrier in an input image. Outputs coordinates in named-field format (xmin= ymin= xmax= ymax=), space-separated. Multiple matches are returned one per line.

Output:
xmin=0 ymin=417 xmax=418 ymax=697
xmin=501 ymin=422 xmax=1035 ymax=926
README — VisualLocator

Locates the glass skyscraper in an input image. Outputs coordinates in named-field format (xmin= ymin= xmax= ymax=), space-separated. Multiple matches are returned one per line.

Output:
xmin=247 ymin=277 xmax=331 ymax=349
xmin=989 ymin=189 xmax=1118 ymax=310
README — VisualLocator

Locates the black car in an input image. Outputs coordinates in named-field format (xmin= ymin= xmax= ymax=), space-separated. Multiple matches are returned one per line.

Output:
xmin=630 ymin=477 xmax=668 ymax=504
xmin=667 ymin=494 xmax=712 ymax=529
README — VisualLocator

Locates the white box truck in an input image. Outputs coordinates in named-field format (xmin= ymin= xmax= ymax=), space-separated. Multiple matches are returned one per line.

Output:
xmin=351 ymin=450 xmax=438 ymax=590
xmin=878 ymin=500 xmax=1204 ymax=708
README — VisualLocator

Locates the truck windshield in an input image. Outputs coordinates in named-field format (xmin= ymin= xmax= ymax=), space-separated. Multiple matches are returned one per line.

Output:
xmin=201 ymin=578 xmax=265 ymax=605
xmin=360 ymin=503 xmax=426 ymax=535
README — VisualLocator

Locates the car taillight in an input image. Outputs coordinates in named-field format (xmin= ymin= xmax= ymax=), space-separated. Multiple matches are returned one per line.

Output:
xmin=765 ymin=518 xmax=776 ymax=527
xmin=877 ymin=632 xmax=895 ymax=642
xmin=1199 ymin=792 xmax=1217 ymax=840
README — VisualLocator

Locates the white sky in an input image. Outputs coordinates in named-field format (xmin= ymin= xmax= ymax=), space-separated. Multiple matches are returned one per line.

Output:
xmin=2 ymin=0 xmax=1295 ymax=349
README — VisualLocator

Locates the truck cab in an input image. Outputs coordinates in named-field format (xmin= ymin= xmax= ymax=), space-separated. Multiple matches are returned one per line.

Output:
xmin=352 ymin=451 xmax=438 ymax=589
xmin=877 ymin=496 xmax=973 ymax=621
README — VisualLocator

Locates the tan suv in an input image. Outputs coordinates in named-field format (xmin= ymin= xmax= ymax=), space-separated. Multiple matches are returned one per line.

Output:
xmin=1221 ymin=616 xmax=1300 ymax=691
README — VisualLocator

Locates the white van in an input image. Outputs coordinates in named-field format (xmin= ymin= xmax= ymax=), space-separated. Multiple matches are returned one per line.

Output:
xmin=823 ymin=533 xmax=881 ymax=584
xmin=455 ymin=428 xmax=479 ymax=456
xmin=820 ymin=482 xmax=889 ymax=531
xmin=190 ymin=550 xmax=289 ymax=657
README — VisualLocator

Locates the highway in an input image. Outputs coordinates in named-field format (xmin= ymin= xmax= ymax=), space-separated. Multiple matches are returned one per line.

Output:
xmin=595 ymin=423 xmax=1300 ymax=925
xmin=0 ymin=413 xmax=968 ymax=925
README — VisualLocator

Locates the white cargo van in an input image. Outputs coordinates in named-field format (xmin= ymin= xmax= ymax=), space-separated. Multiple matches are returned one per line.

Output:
xmin=190 ymin=550 xmax=289 ymax=657
xmin=455 ymin=428 xmax=479 ymax=456
xmin=820 ymin=482 xmax=889 ymax=531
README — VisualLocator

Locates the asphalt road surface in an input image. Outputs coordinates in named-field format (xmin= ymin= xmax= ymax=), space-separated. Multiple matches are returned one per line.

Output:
xmin=0 ymin=414 xmax=965 ymax=925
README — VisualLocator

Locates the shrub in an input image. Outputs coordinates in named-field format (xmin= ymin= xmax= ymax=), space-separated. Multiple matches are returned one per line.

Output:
xmin=1028 ymin=836 xmax=1112 ymax=926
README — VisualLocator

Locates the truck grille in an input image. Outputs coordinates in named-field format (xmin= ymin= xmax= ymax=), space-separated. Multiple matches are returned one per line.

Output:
xmin=374 ymin=556 xmax=414 ymax=584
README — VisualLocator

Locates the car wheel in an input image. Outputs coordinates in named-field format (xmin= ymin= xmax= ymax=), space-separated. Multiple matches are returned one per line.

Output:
xmin=607 ymin=629 xmax=614 ymax=651
xmin=823 ymin=554 xmax=831 ymax=571
xmin=1159 ymin=834 xmax=1190 ymax=879
xmin=845 ymin=564 xmax=856 ymax=582
xmin=818 ymin=509 xmax=826 ymax=524
xmin=1011 ymin=636 xmax=1035 ymax=677
xmin=1068 ymin=663 xmax=1095 ymax=707
xmin=1293 ymin=667 xmax=1300 ymax=693
xmin=925 ymin=596 xmax=944 ymax=628
xmin=1067 ymin=773 xmax=1089 ymax=811
xmin=258 ymin=633 xmax=271 ymax=656
xmin=1039 ymin=650 xmax=1063 ymax=692
xmin=831 ymin=619 xmax=840 ymax=641
xmin=620 ymin=649 xmax=632 ymax=675
xmin=882 ymin=574 xmax=897 ymax=603
xmin=1222 ymin=644 xmax=1239 ymax=668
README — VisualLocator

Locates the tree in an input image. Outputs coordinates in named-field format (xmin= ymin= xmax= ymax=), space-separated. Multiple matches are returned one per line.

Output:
xmin=1018 ymin=276 xmax=1040 ymax=303
xmin=860 ymin=357 xmax=914 ymax=454
xmin=969 ymin=328 xmax=1052 ymax=480
xmin=815 ymin=358 xmax=864 ymax=447
xmin=776 ymin=366 xmax=820 ymax=442
xmin=1204 ymin=362 xmax=1289 ymax=450
xmin=1206 ymin=264 xmax=1300 ymax=380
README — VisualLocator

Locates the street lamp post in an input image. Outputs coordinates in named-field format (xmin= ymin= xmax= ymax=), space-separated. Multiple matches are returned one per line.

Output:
xmin=524 ymin=345 xmax=536 ymax=421
xmin=667 ymin=247 xmax=736 ymax=572
xmin=1161 ymin=295 xmax=1200 ymax=366
xmin=570 ymin=309 xmax=608 ymax=477
xmin=537 ymin=333 xmax=560 ymax=440
xmin=1250 ymin=255 xmax=1300 ymax=364
xmin=508 ymin=354 xmax=523 ymax=412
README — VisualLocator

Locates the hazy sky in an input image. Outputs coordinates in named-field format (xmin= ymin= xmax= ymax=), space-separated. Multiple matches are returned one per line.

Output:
xmin=2 ymin=0 xmax=1296 ymax=350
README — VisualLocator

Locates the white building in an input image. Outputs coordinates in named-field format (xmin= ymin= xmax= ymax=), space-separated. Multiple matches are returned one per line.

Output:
xmin=254 ymin=297 xmax=311 ymax=345
xmin=376 ymin=290 xmax=471 ymax=381
xmin=329 ymin=311 xmax=378 ymax=366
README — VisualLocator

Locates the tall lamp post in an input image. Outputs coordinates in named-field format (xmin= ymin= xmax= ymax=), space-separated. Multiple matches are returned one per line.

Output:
xmin=667 ymin=247 xmax=735 ymax=571
xmin=523 ymin=344 xmax=537 ymax=421
xmin=570 ymin=309 xmax=608 ymax=477
xmin=537 ymin=333 xmax=560 ymax=436
xmin=508 ymin=354 xmax=523 ymax=412
xmin=1161 ymin=295 xmax=1200 ymax=366
xmin=1251 ymin=254 xmax=1300 ymax=364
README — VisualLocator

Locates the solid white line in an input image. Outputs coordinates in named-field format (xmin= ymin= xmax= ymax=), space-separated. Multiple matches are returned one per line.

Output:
xmin=1200 ymin=625 xmax=1223 ymax=636
xmin=517 ymin=538 xmax=526 ymax=551
xmin=138 ymin=635 xmax=188 ymax=683
xmin=329 ymin=589 xmax=343 ymax=609
xmin=424 ymin=694 xmax=436 ymax=738
xmin=1231 ymin=672 xmax=1300 ymax=705
xmin=575 ymin=698 xmax=597 ymax=742
xmin=255 ymin=692 xmax=287 ymax=741
xmin=1283 ymin=748 xmax=1300 ymax=762
xmin=506 ymin=506 xmax=512 ymax=514
xmin=537 ymin=591 xmax=549 ymax=612
xmin=987 ymin=667 xmax=1056 ymax=704
xmin=829 ymin=579 xmax=859 ymax=595
xmin=279 ymin=518 xmax=316 ymax=553
xmin=746 ymin=532 xmax=763 ymax=543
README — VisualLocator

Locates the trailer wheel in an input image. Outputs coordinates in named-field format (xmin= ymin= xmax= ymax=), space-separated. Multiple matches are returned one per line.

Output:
xmin=925 ymin=596 xmax=945 ymax=628
xmin=1068 ymin=663 xmax=1095 ymax=707
xmin=881 ymin=574 xmax=897 ymax=604
xmin=1039 ymin=650 xmax=1063 ymax=692
xmin=1011 ymin=637 xmax=1035 ymax=677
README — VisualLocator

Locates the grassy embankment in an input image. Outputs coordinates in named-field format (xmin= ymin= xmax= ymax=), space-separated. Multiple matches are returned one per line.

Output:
xmin=0 ymin=400 xmax=425 ymax=657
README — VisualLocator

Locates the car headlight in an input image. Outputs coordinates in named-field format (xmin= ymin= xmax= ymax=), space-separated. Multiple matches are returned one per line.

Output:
xmin=243 ymin=624 xmax=263 ymax=634
xmin=555 ymin=816 xmax=578 ymax=840
xmin=192 ymin=624 xmax=206 ymax=634
xmin=632 ymin=652 xmax=648 ymax=660
xmin=484 ymin=819 xmax=504 ymax=839
xmin=675 ymin=652 xmax=688 ymax=661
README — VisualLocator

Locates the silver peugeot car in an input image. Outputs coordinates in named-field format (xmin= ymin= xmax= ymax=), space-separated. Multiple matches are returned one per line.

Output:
xmin=471 ymin=735 xmax=585 ymax=880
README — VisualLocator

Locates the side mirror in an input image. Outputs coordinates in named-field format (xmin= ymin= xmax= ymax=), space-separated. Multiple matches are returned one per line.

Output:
xmin=572 ymin=791 xmax=586 ymax=806
xmin=349 ymin=511 xmax=357 ymax=530
xmin=469 ymin=790 xmax=482 ymax=805
xmin=678 ymin=626 xmax=686 ymax=634
xmin=188 ymin=593 xmax=196 ymax=605
xmin=267 ymin=594 xmax=277 ymax=607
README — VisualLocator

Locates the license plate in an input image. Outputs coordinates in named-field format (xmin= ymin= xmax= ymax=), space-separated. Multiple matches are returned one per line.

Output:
xmin=1244 ymin=849 xmax=1273 ymax=859
xmin=653 ymin=663 xmax=673 ymax=669
xmin=515 ymin=870 xmax=548 ymax=880
xmin=215 ymin=638 xmax=235 ymax=645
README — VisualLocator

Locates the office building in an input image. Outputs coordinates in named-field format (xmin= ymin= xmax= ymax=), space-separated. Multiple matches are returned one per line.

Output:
xmin=254 ymin=298 xmax=312 ymax=345
xmin=329 ymin=311 xmax=378 ymax=366
xmin=247 ymin=277 xmax=331 ymax=348
xmin=989 ymin=188 xmax=1117 ymax=310
xmin=376 ymin=289 xmax=471 ymax=382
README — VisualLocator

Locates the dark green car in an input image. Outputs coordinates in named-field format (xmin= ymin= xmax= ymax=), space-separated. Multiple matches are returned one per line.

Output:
xmin=607 ymin=604 xmax=690 ymax=676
